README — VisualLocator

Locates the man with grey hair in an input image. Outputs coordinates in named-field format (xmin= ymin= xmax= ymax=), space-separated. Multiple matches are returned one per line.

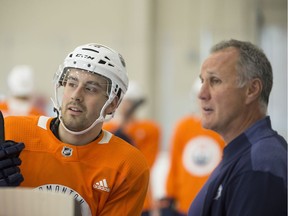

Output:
xmin=188 ymin=39 xmax=287 ymax=216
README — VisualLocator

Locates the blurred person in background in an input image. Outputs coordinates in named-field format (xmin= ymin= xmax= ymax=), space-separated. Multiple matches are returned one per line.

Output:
xmin=158 ymin=79 xmax=225 ymax=216
xmin=0 ymin=65 xmax=44 ymax=116
xmin=103 ymin=80 xmax=161 ymax=216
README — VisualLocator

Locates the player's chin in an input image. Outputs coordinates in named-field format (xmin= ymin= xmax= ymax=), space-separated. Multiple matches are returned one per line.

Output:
xmin=63 ymin=117 xmax=82 ymax=128
xmin=66 ymin=123 xmax=86 ymax=132
xmin=201 ymin=118 xmax=213 ymax=130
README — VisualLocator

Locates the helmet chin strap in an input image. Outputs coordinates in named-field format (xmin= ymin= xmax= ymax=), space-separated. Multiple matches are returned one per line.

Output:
xmin=51 ymin=93 xmax=116 ymax=136
xmin=59 ymin=114 xmax=104 ymax=135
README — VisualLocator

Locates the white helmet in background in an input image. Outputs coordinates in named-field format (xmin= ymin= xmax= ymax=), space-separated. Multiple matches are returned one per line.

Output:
xmin=53 ymin=43 xmax=129 ymax=135
xmin=124 ymin=80 xmax=145 ymax=101
xmin=7 ymin=65 xmax=34 ymax=97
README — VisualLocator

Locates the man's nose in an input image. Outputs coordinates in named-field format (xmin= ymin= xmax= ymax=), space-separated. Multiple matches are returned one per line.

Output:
xmin=198 ymin=82 xmax=210 ymax=100
xmin=71 ymin=86 xmax=84 ymax=102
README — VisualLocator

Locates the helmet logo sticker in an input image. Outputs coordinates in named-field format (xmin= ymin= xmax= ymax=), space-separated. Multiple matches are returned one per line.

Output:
xmin=62 ymin=146 xmax=73 ymax=157
xmin=75 ymin=53 xmax=95 ymax=60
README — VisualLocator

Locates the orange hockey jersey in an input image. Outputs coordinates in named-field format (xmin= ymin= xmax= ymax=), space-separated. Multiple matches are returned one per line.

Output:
xmin=4 ymin=115 xmax=150 ymax=216
xmin=103 ymin=119 xmax=160 ymax=211
xmin=165 ymin=115 xmax=225 ymax=214
xmin=0 ymin=101 xmax=44 ymax=117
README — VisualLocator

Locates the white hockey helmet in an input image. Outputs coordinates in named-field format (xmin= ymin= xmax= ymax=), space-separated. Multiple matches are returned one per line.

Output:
xmin=53 ymin=43 xmax=129 ymax=135
xmin=7 ymin=65 xmax=34 ymax=97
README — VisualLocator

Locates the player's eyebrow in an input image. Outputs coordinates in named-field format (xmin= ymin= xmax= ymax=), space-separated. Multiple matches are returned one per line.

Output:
xmin=200 ymin=71 xmax=218 ymax=78
xmin=67 ymin=75 xmax=78 ymax=81
xmin=67 ymin=75 xmax=103 ymax=85
xmin=87 ymin=80 xmax=108 ymax=90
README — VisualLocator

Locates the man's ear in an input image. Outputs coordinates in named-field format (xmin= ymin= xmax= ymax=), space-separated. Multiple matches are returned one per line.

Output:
xmin=105 ymin=96 xmax=119 ymax=115
xmin=246 ymin=78 xmax=262 ymax=104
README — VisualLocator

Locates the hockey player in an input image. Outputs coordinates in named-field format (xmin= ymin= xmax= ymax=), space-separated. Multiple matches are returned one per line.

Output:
xmin=3 ymin=43 xmax=150 ymax=216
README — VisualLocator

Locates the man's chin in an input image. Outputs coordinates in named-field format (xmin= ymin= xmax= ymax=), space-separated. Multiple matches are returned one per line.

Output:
xmin=62 ymin=120 xmax=82 ymax=132
xmin=201 ymin=120 xmax=212 ymax=130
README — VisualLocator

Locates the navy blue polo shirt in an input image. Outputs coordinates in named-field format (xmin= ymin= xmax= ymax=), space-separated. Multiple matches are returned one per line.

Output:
xmin=188 ymin=116 xmax=287 ymax=216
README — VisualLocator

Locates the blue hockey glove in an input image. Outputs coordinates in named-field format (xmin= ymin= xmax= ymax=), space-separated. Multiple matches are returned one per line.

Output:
xmin=0 ymin=140 xmax=24 ymax=159
xmin=0 ymin=140 xmax=25 ymax=186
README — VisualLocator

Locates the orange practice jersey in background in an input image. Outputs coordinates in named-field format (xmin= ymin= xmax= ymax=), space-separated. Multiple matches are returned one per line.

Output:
xmin=5 ymin=116 xmax=150 ymax=216
xmin=165 ymin=115 xmax=225 ymax=214
xmin=103 ymin=119 xmax=160 ymax=211
xmin=0 ymin=101 xmax=44 ymax=116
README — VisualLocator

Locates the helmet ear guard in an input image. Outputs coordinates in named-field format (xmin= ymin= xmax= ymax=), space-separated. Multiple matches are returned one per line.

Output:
xmin=105 ymin=92 xmax=121 ymax=116
xmin=52 ymin=43 xmax=129 ymax=135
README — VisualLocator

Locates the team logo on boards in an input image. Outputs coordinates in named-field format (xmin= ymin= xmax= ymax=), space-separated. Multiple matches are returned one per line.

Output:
xmin=62 ymin=146 xmax=73 ymax=157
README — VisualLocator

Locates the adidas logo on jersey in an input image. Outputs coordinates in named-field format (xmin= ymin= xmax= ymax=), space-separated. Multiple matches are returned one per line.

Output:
xmin=93 ymin=179 xmax=110 ymax=192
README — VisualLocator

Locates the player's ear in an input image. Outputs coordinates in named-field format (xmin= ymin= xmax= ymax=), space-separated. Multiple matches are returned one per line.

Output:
xmin=105 ymin=96 xmax=119 ymax=115
xmin=245 ymin=78 xmax=262 ymax=104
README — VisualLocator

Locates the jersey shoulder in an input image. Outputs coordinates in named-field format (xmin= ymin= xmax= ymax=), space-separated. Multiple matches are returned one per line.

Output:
xmin=4 ymin=115 xmax=53 ymax=143
xmin=102 ymin=130 xmax=150 ymax=169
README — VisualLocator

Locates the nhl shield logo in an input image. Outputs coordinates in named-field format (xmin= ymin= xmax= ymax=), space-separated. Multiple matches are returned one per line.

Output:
xmin=62 ymin=146 xmax=73 ymax=157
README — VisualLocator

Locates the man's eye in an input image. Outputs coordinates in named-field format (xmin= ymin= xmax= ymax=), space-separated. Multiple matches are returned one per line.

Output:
xmin=67 ymin=81 xmax=77 ymax=87
xmin=85 ymin=85 xmax=101 ymax=93
xmin=210 ymin=78 xmax=221 ymax=84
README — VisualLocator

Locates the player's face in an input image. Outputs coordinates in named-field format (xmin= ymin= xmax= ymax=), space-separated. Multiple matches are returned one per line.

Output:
xmin=198 ymin=47 xmax=247 ymax=137
xmin=61 ymin=69 xmax=110 ymax=132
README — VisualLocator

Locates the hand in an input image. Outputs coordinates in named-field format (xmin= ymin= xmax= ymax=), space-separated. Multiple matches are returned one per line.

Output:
xmin=0 ymin=111 xmax=25 ymax=186
xmin=0 ymin=140 xmax=25 ymax=186
xmin=0 ymin=140 xmax=25 ymax=159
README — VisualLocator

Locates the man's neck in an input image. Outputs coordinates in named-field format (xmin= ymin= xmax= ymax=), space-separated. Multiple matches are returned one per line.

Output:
xmin=57 ymin=121 xmax=103 ymax=146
